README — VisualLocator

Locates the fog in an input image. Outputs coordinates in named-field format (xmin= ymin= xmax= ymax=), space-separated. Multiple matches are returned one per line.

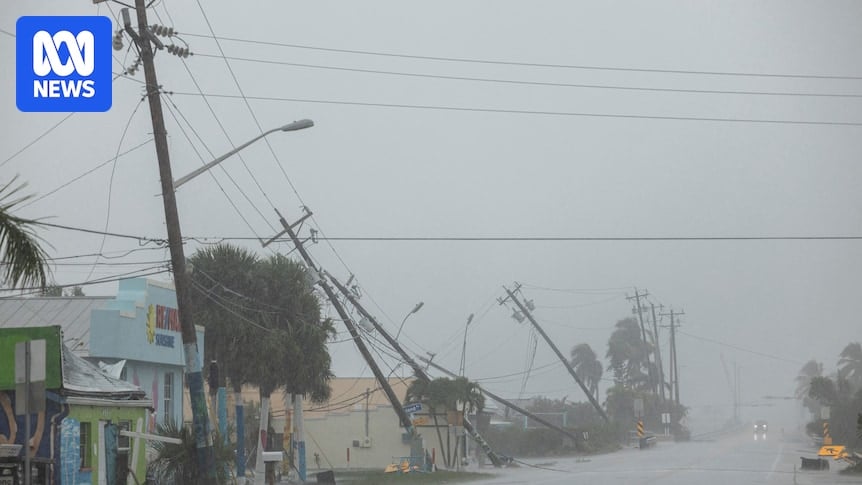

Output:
xmin=3 ymin=1 xmax=861 ymax=435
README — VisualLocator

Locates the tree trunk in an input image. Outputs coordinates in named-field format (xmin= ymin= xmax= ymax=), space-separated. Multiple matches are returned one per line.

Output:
xmin=234 ymin=384 xmax=246 ymax=479
xmin=431 ymin=407 xmax=449 ymax=468
xmin=254 ymin=393 xmax=270 ymax=485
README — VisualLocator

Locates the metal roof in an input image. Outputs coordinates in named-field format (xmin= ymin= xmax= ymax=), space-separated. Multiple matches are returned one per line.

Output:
xmin=0 ymin=297 xmax=111 ymax=355
xmin=61 ymin=344 xmax=145 ymax=399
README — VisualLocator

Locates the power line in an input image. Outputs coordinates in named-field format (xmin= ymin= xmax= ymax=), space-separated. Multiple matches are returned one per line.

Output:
xmin=40 ymin=222 xmax=862 ymax=243
xmin=161 ymin=92 xmax=271 ymax=240
xmin=678 ymin=330 xmax=802 ymax=365
xmin=169 ymin=91 xmax=862 ymax=127
xmin=175 ymin=59 xmax=278 ymax=233
xmin=0 ymin=114 xmax=76 ymax=169
xmin=0 ymin=266 xmax=170 ymax=297
xmin=38 ymin=221 xmax=165 ymax=244
xmin=194 ymin=52 xmax=862 ymax=100
xmin=193 ymin=1 xmax=299 ymax=212
xmin=180 ymin=32 xmax=862 ymax=81
xmin=196 ymin=234 xmax=862 ymax=241
xmin=20 ymin=139 xmax=153 ymax=209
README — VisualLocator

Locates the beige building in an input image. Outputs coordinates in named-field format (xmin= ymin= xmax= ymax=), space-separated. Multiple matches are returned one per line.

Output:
xmin=185 ymin=377 xmax=418 ymax=470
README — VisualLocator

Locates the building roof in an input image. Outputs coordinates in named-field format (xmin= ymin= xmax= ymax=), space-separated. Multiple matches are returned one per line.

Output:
xmin=61 ymin=344 xmax=146 ymax=399
xmin=0 ymin=297 xmax=111 ymax=355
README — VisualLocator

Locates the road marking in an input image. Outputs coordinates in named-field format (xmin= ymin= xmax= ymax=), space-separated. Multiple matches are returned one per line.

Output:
xmin=767 ymin=442 xmax=785 ymax=482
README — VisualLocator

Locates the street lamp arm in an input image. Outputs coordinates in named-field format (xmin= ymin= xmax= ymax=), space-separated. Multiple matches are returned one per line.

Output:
xmin=172 ymin=119 xmax=314 ymax=190
xmin=173 ymin=128 xmax=276 ymax=190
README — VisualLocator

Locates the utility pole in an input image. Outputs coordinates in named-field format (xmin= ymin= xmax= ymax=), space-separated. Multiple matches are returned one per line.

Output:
xmin=502 ymin=285 xmax=609 ymax=423
xmin=660 ymin=309 xmax=683 ymax=407
xmin=264 ymin=208 xmax=416 ymax=435
xmin=329 ymin=275 xmax=504 ymax=467
xmin=420 ymin=357 xmax=583 ymax=443
xmin=627 ymin=289 xmax=656 ymax=396
xmin=130 ymin=1 xmax=214 ymax=477
xmin=650 ymin=303 xmax=666 ymax=403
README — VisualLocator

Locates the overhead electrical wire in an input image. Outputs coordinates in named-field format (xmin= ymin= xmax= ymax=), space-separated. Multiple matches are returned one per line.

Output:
xmin=193 ymin=52 xmax=862 ymax=100
xmin=174 ymin=60 xmax=280 ymax=235
xmin=678 ymin=330 xmax=803 ymax=365
xmin=20 ymin=139 xmax=154 ymax=210
xmin=0 ymin=267 xmax=170 ymax=298
xmin=168 ymin=91 xmax=862 ymax=127
xmin=161 ymin=93 xmax=271 ymax=241
xmin=181 ymin=32 xmax=862 ymax=81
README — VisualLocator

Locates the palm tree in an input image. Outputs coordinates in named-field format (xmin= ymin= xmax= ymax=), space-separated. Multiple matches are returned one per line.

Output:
xmin=250 ymin=253 xmax=333 ymax=476
xmin=149 ymin=419 xmax=234 ymax=484
xmin=606 ymin=318 xmax=649 ymax=389
xmin=571 ymin=343 xmax=603 ymax=401
xmin=795 ymin=359 xmax=823 ymax=416
xmin=838 ymin=342 xmax=862 ymax=389
xmin=406 ymin=378 xmax=453 ymax=468
xmin=1 ymin=177 xmax=49 ymax=289
xmin=438 ymin=377 xmax=484 ymax=468
xmin=188 ymin=243 xmax=260 ymax=475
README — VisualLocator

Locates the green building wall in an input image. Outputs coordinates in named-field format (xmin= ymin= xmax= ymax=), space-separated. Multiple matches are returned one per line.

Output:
xmin=66 ymin=403 xmax=148 ymax=485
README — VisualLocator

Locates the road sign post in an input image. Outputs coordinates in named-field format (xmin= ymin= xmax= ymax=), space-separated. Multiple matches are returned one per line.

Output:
xmin=15 ymin=339 xmax=46 ymax=485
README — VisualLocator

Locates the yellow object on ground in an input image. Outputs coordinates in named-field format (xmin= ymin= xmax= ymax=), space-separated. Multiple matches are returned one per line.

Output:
xmin=818 ymin=445 xmax=845 ymax=458
xmin=384 ymin=463 xmax=399 ymax=473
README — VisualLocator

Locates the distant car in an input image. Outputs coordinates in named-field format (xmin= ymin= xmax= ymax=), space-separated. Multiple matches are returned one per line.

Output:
xmin=754 ymin=420 xmax=768 ymax=440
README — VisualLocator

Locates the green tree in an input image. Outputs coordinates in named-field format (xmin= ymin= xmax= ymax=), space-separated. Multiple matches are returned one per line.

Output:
xmin=406 ymin=377 xmax=451 ymax=468
xmin=795 ymin=360 xmax=823 ymax=415
xmin=570 ymin=343 xmax=603 ymax=401
xmin=188 ymin=243 xmax=260 ymax=393
xmin=256 ymin=253 xmax=334 ymax=403
xmin=838 ymin=342 xmax=862 ymax=389
xmin=148 ymin=420 xmax=235 ymax=484
xmin=606 ymin=318 xmax=649 ymax=389
xmin=248 ymin=253 xmax=333 ymax=473
xmin=1 ymin=177 xmax=49 ymax=290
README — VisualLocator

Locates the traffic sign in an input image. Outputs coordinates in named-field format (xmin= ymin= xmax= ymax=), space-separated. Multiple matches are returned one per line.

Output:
xmin=402 ymin=402 xmax=422 ymax=414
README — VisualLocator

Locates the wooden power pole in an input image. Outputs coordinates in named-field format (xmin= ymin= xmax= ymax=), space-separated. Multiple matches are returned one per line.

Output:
xmin=502 ymin=285 xmax=609 ymax=423
xmin=131 ymin=1 xmax=214 ymax=477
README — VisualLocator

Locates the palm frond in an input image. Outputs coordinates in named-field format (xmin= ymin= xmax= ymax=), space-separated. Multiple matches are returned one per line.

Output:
xmin=0 ymin=176 xmax=50 ymax=289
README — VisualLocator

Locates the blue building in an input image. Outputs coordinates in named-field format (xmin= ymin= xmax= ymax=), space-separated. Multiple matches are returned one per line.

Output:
xmin=0 ymin=278 xmax=204 ymax=431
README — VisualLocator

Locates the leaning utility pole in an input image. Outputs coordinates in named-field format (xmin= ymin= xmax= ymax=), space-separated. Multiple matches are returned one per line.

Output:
xmin=329 ymin=276 xmax=504 ymax=467
xmin=650 ymin=303 xmax=667 ymax=403
xmin=263 ymin=209 xmax=416 ymax=435
xmin=502 ymin=285 xmax=609 ymax=423
xmin=130 ymin=1 xmax=214 ymax=477
xmin=627 ymin=289 xmax=656 ymax=396
xmin=660 ymin=309 xmax=683 ymax=407
xmin=420 ymin=357 xmax=583 ymax=443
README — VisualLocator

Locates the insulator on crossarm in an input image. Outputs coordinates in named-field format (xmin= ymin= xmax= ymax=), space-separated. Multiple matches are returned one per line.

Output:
xmin=149 ymin=24 xmax=176 ymax=37
xmin=166 ymin=44 xmax=191 ymax=58
xmin=126 ymin=56 xmax=142 ymax=75
xmin=113 ymin=30 xmax=124 ymax=51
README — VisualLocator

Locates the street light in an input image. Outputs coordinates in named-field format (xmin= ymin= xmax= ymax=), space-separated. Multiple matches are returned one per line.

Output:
xmin=459 ymin=313 xmax=474 ymax=377
xmin=395 ymin=301 xmax=424 ymax=340
xmin=172 ymin=119 xmax=314 ymax=189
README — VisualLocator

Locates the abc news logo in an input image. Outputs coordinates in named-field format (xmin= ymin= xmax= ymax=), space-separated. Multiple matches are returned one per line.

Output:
xmin=17 ymin=16 xmax=112 ymax=112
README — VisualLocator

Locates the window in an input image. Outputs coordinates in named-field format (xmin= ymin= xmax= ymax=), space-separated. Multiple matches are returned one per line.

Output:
xmin=118 ymin=420 xmax=131 ymax=450
xmin=80 ymin=422 xmax=91 ymax=469
xmin=163 ymin=372 xmax=174 ymax=425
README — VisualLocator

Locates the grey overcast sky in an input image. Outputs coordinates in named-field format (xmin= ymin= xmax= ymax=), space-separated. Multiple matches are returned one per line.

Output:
xmin=2 ymin=1 xmax=861 ymax=432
